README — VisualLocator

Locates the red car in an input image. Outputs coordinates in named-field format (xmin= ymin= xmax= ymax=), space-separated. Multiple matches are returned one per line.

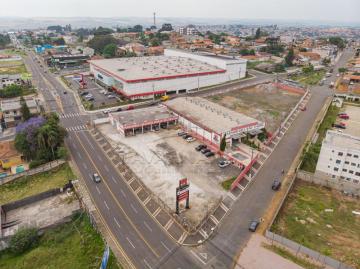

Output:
xmin=300 ymin=106 xmax=307 ymax=111
xmin=127 ymin=105 xmax=135 ymax=110
xmin=339 ymin=114 xmax=349 ymax=120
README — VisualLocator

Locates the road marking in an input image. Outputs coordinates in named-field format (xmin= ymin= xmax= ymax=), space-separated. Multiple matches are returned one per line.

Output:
xmin=74 ymin=132 xmax=160 ymax=258
xmin=126 ymin=237 xmax=135 ymax=249
xmin=153 ymin=207 xmax=161 ymax=217
xmin=143 ymin=221 xmax=152 ymax=232
xmin=104 ymin=165 xmax=109 ymax=172
xmin=104 ymin=200 xmax=110 ymax=210
xmin=76 ymin=152 xmax=82 ymax=159
xmin=82 ymin=162 xmax=88 ymax=170
xmin=111 ymin=176 xmax=117 ymax=184
xmin=120 ymin=189 xmax=126 ymax=198
xmin=114 ymin=217 xmax=121 ymax=228
xmin=96 ymin=186 xmax=101 ymax=194
xmin=98 ymin=156 xmax=103 ymax=162
xmin=143 ymin=259 xmax=152 ymax=269
xmin=161 ymin=241 xmax=171 ymax=252
xmin=130 ymin=203 xmax=138 ymax=214
xmin=190 ymin=250 xmax=207 ymax=265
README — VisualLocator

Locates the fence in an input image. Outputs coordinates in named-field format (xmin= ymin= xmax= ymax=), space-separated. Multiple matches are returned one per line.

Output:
xmin=265 ymin=230 xmax=354 ymax=269
xmin=0 ymin=160 xmax=65 ymax=186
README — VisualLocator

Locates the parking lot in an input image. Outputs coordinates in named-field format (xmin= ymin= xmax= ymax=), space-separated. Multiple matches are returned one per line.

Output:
xmin=98 ymin=123 xmax=241 ymax=227
xmin=64 ymin=74 xmax=120 ymax=109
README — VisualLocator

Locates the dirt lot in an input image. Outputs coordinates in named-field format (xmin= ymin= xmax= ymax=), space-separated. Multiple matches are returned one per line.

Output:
xmin=271 ymin=180 xmax=360 ymax=268
xmin=206 ymin=83 xmax=303 ymax=133
xmin=98 ymin=124 xmax=240 ymax=227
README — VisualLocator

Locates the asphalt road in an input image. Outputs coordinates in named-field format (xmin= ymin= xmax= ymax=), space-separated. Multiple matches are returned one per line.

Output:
xmin=23 ymin=46 xmax=354 ymax=269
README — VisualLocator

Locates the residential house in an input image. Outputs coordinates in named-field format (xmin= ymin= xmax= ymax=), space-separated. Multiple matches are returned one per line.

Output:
xmin=0 ymin=140 xmax=23 ymax=171
xmin=0 ymin=74 xmax=22 ymax=89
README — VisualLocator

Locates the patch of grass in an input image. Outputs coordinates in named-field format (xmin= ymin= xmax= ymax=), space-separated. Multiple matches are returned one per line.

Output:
xmin=1 ymin=49 xmax=27 ymax=57
xmin=271 ymin=180 xmax=360 ymax=268
xmin=221 ymin=176 xmax=237 ymax=190
xmin=247 ymin=60 xmax=274 ymax=69
xmin=300 ymin=105 xmax=340 ymax=172
xmin=0 ymin=64 xmax=27 ymax=75
xmin=292 ymin=70 xmax=326 ymax=86
xmin=263 ymin=243 xmax=323 ymax=269
xmin=0 ymin=163 xmax=74 ymax=205
xmin=0 ymin=213 xmax=121 ymax=269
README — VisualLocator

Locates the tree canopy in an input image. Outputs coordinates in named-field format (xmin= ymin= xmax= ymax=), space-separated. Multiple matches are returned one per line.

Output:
xmin=93 ymin=27 xmax=114 ymax=36
xmin=88 ymin=35 xmax=117 ymax=53
xmin=285 ymin=48 xmax=295 ymax=66
xmin=329 ymin=36 xmax=346 ymax=49
xmin=0 ymin=34 xmax=10 ymax=49
xmin=103 ymin=43 xmax=117 ymax=58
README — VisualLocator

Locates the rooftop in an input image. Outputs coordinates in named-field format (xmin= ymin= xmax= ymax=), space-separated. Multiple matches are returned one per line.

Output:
xmin=342 ymin=105 xmax=360 ymax=137
xmin=109 ymin=105 xmax=177 ymax=128
xmin=0 ymin=141 xmax=21 ymax=160
xmin=165 ymin=97 xmax=264 ymax=134
xmin=324 ymin=130 xmax=360 ymax=151
xmin=89 ymin=55 xmax=224 ymax=83
xmin=0 ymin=97 xmax=38 ymax=111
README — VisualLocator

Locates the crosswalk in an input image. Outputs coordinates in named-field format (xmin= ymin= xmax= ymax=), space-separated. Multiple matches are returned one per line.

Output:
xmin=66 ymin=125 xmax=87 ymax=132
xmin=58 ymin=112 xmax=81 ymax=119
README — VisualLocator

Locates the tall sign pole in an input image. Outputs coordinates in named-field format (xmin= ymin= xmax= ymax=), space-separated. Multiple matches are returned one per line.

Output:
xmin=176 ymin=178 xmax=190 ymax=214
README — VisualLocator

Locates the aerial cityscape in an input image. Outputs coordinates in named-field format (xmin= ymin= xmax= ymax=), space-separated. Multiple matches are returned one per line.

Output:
xmin=0 ymin=1 xmax=359 ymax=269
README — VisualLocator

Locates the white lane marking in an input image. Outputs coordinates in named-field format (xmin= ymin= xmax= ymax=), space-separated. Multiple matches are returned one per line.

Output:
xmin=130 ymin=203 xmax=138 ymax=214
xmin=190 ymin=250 xmax=207 ymax=265
xmin=143 ymin=221 xmax=152 ymax=232
xmin=82 ymin=162 xmax=88 ymax=170
xmin=114 ymin=217 xmax=121 ymax=228
xmin=83 ymin=133 xmax=95 ymax=150
xmin=96 ymin=186 xmax=101 ymax=194
xmin=161 ymin=241 xmax=171 ymax=252
xmin=77 ymin=151 xmax=82 ymax=160
xmin=98 ymin=156 xmax=103 ymax=162
xmin=111 ymin=176 xmax=117 ymax=184
xmin=126 ymin=237 xmax=135 ymax=249
xmin=143 ymin=259 xmax=152 ymax=269
xmin=120 ymin=189 xmax=126 ymax=198
xmin=104 ymin=200 xmax=110 ymax=210
xmin=104 ymin=165 xmax=109 ymax=172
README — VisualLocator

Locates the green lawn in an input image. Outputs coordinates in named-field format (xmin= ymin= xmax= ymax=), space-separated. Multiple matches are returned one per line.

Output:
xmin=221 ymin=176 xmax=237 ymax=190
xmin=0 ymin=163 xmax=74 ymax=205
xmin=0 ymin=64 xmax=27 ymax=75
xmin=271 ymin=180 xmax=360 ymax=268
xmin=0 ymin=213 xmax=121 ymax=269
xmin=291 ymin=70 xmax=326 ymax=86
xmin=247 ymin=60 xmax=274 ymax=70
xmin=300 ymin=105 xmax=340 ymax=172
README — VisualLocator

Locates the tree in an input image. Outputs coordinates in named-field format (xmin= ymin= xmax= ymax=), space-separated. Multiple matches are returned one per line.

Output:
xmin=149 ymin=38 xmax=160 ymax=47
xmin=255 ymin=28 xmax=261 ymax=39
xmin=0 ymin=84 xmax=23 ymax=98
xmin=132 ymin=25 xmax=143 ymax=33
xmin=9 ymin=227 xmax=38 ymax=254
xmin=274 ymin=63 xmax=285 ymax=73
xmin=338 ymin=67 xmax=347 ymax=74
xmin=20 ymin=97 xmax=31 ymax=121
xmin=103 ymin=43 xmax=117 ymax=58
xmin=329 ymin=36 xmax=346 ymax=49
xmin=88 ymin=35 xmax=117 ymax=53
xmin=302 ymin=64 xmax=314 ymax=74
xmin=220 ymin=135 xmax=226 ymax=152
xmin=285 ymin=48 xmax=295 ymax=66
xmin=57 ymin=146 xmax=68 ymax=159
xmin=322 ymin=57 xmax=331 ymax=66
xmin=94 ymin=27 xmax=114 ymax=36
xmin=0 ymin=34 xmax=11 ymax=49
xmin=240 ymin=49 xmax=255 ymax=56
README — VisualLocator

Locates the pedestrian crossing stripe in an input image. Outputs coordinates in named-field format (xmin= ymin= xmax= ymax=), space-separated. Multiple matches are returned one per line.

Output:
xmin=66 ymin=125 xmax=87 ymax=132
xmin=58 ymin=112 xmax=81 ymax=119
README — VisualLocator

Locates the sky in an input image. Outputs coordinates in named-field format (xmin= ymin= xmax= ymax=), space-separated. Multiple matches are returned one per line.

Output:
xmin=1 ymin=0 xmax=359 ymax=23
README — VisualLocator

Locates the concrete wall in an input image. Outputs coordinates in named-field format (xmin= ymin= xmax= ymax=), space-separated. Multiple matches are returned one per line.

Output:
xmin=298 ymin=170 xmax=360 ymax=195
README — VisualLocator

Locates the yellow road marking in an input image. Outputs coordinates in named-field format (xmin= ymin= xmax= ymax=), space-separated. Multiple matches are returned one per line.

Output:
xmin=74 ymin=132 xmax=161 ymax=258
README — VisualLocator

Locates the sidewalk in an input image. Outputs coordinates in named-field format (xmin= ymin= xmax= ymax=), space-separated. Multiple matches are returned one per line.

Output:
xmin=235 ymin=234 xmax=304 ymax=269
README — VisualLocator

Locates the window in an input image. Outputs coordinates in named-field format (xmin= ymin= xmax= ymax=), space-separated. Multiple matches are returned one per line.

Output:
xmin=354 ymin=155 xmax=359 ymax=158
xmin=340 ymin=176 xmax=345 ymax=179
xmin=354 ymin=180 xmax=359 ymax=184
xmin=351 ymin=163 xmax=356 ymax=166
xmin=347 ymin=153 xmax=352 ymax=157
xmin=349 ymin=170 xmax=354 ymax=174
xmin=334 ymin=167 xmax=339 ymax=171
xmin=332 ymin=150 xmax=335 ymax=153
xmin=345 ymin=161 xmax=350 ymax=165
xmin=342 ymin=169 xmax=347 ymax=172
xmin=356 ymin=172 xmax=360 ymax=177
xmin=338 ymin=152 xmax=343 ymax=156
xmin=336 ymin=160 xmax=341 ymax=164
xmin=332 ymin=175 xmax=336 ymax=178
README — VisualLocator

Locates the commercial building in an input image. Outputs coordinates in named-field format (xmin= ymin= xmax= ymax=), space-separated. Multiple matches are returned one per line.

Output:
xmin=0 ymin=97 xmax=41 ymax=127
xmin=48 ymin=54 xmax=90 ymax=69
xmin=165 ymin=97 xmax=265 ymax=148
xmin=109 ymin=105 xmax=178 ymax=136
xmin=89 ymin=49 xmax=247 ymax=100
xmin=0 ymin=74 xmax=22 ymax=89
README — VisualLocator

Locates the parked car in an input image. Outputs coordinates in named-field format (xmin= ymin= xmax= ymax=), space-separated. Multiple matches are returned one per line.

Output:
xmin=107 ymin=94 xmax=116 ymax=99
xmin=178 ymin=131 xmax=186 ymax=137
xmin=92 ymin=173 xmax=101 ymax=183
xmin=248 ymin=220 xmax=260 ymax=232
xmin=272 ymin=179 xmax=282 ymax=191
xmin=195 ymin=144 xmax=206 ymax=151
xmin=103 ymin=109 xmax=111 ymax=114
xmin=127 ymin=105 xmax=134 ymax=110
xmin=218 ymin=159 xmax=231 ymax=168
xmin=201 ymin=148 xmax=211 ymax=154
xmin=115 ymin=107 xmax=123 ymax=112
xmin=87 ymin=97 xmax=95 ymax=102
xmin=338 ymin=114 xmax=349 ymax=120
xmin=186 ymin=137 xmax=196 ymax=142
xmin=63 ymin=91 xmax=67 ymax=94
xmin=183 ymin=134 xmax=192 ymax=140
xmin=205 ymin=151 xmax=215 ymax=157
xmin=80 ymin=91 xmax=89 ymax=96
xmin=332 ymin=123 xmax=346 ymax=129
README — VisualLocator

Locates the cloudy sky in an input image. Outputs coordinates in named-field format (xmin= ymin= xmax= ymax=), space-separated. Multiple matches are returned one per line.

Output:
xmin=1 ymin=0 xmax=359 ymax=23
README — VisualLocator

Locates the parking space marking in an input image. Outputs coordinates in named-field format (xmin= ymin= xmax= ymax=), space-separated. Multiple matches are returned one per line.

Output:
xmin=161 ymin=241 xmax=171 ymax=252
xmin=96 ymin=186 xmax=101 ymax=194
xmin=126 ymin=237 xmax=136 ymax=249
xmin=114 ymin=217 xmax=121 ymax=228
xmin=120 ymin=189 xmax=127 ymax=198
xmin=104 ymin=165 xmax=109 ymax=172
xmin=143 ymin=221 xmax=153 ymax=232
xmin=143 ymin=259 xmax=152 ymax=269
xmin=130 ymin=203 xmax=138 ymax=214
xmin=111 ymin=176 xmax=117 ymax=184
xmin=82 ymin=162 xmax=88 ymax=170
xmin=104 ymin=200 xmax=110 ymax=210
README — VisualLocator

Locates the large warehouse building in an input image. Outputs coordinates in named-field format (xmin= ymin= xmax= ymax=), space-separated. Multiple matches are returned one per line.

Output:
xmin=165 ymin=97 xmax=265 ymax=148
xmin=89 ymin=49 xmax=247 ymax=100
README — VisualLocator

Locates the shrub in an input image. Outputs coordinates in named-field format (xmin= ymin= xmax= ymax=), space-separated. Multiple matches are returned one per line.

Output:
xmin=9 ymin=227 xmax=39 ymax=254
xmin=29 ymin=159 xmax=46 ymax=169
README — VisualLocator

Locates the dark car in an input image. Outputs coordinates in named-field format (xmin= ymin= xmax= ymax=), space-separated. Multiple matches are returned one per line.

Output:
xmin=272 ymin=179 xmax=282 ymax=191
xmin=80 ymin=91 xmax=89 ymax=96
xmin=115 ymin=107 xmax=122 ymax=112
xmin=92 ymin=173 xmax=101 ymax=183
xmin=332 ymin=123 xmax=346 ymax=129
xmin=63 ymin=91 xmax=67 ymax=94
xmin=183 ymin=134 xmax=192 ymax=140
xmin=201 ymin=148 xmax=211 ymax=154
xmin=249 ymin=220 xmax=260 ymax=232
xmin=195 ymin=144 xmax=207 ymax=151
xmin=87 ymin=97 xmax=94 ymax=102
xmin=178 ymin=131 xmax=186 ymax=137
xmin=205 ymin=151 xmax=215 ymax=157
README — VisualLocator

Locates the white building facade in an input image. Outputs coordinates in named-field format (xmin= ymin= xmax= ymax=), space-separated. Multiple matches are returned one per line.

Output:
xmin=315 ymin=130 xmax=360 ymax=185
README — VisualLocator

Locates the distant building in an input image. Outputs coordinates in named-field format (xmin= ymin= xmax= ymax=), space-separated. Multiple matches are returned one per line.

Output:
xmin=0 ymin=97 xmax=41 ymax=127
xmin=49 ymin=54 xmax=89 ymax=69
xmin=0 ymin=74 xmax=22 ymax=89
xmin=179 ymin=25 xmax=198 ymax=36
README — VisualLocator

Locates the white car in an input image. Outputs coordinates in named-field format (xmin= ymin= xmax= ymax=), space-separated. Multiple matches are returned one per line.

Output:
xmin=186 ymin=137 xmax=196 ymax=142
xmin=218 ymin=160 xmax=231 ymax=168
